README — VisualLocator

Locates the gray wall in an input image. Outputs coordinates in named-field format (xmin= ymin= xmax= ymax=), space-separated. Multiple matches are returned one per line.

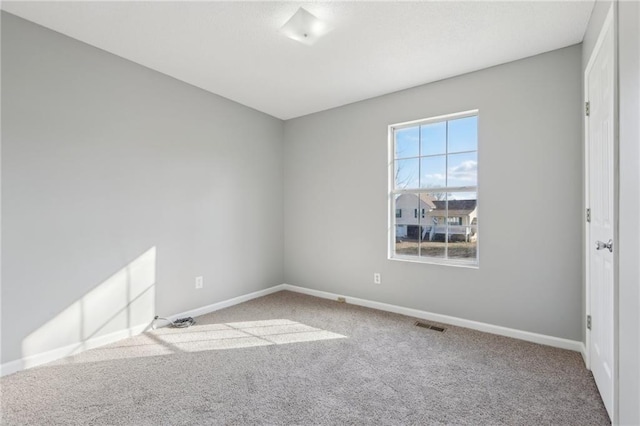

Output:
xmin=617 ymin=1 xmax=640 ymax=424
xmin=284 ymin=45 xmax=583 ymax=340
xmin=1 ymin=12 xmax=284 ymax=364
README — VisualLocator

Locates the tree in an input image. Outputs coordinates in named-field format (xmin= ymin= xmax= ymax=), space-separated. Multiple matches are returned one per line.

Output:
xmin=424 ymin=184 xmax=451 ymax=201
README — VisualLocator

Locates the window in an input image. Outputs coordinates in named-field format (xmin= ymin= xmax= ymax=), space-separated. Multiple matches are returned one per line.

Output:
xmin=395 ymin=209 xmax=402 ymax=218
xmin=389 ymin=111 xmax=478 ymax=266
xmin=447 ymin=217 xmax=462 ymax=225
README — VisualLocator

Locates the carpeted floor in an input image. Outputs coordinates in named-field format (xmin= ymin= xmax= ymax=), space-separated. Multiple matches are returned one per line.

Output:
xmin=1 ymin=291 xmax=609 ymax=425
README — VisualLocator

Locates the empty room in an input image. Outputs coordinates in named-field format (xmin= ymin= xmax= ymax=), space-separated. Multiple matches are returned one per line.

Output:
xmin=1 ymin=1 xmax=639 ymax=425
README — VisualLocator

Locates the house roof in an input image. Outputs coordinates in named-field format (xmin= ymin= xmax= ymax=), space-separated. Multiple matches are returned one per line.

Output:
xmin=396 ymin=193 xmax=436 ymax=209
xmin=432 ymin=200 xmax=477 ymax=214
xmin=419 ymin=194 xmax=436 ymax=210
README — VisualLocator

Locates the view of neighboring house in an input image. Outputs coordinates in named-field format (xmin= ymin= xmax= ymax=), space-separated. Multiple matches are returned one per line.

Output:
xmin=394 ymin=193 xmax=435 ymax=239
xmin=395 ymin=193 xmax=477 ymax=242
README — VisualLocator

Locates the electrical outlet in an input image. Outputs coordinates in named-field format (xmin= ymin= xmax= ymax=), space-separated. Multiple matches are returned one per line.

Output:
xmin=195 ymin=276 xmax=203 ymax=289
xmin=374 ymin=273 xmax=381 ymax=284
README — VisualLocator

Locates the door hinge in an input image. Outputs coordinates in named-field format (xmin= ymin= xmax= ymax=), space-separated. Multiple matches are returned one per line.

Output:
xmin=587 ymin=315 xmax=592 ymax=330
xmin=585 ymin=101 xmax=590 ymax=116
xmin=586 ymin=208 xmax=591 ymax=223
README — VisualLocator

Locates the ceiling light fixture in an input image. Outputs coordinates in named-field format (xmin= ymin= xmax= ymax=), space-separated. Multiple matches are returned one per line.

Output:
xmin=280 ymin=7 xmax=332 ymax=46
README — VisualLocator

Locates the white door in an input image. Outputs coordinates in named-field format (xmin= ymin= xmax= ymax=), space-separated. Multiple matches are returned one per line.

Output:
xmin=586 ymin=7 xmax=615 ymax=421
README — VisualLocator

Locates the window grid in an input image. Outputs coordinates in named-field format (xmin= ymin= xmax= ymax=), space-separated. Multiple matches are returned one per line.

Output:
xmin=389 ymin=110 xmax=478 ymax=266
xmin=394 ymin=149 xmax=476 ymax=161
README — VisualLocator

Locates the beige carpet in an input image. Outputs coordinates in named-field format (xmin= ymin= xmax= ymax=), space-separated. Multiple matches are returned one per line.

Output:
xmin=1 ymin=291 xmax=609 ymax=425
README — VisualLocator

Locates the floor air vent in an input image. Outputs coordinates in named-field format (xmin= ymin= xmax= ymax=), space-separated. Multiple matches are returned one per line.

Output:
xmin=414 ymin=321 xmax=446 ymax=332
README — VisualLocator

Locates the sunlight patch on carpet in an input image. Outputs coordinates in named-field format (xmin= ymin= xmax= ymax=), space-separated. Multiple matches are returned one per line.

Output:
xmin=172 ymin=320 xmax=347 ymax=352
xmin=53 ymin=319 xmax=347 ymax=364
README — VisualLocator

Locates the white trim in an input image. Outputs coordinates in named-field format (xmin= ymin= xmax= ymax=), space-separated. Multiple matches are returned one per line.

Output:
xmin=164 ymin=285 xmax=286 ymax=322
xmin=281 ymin=284 xmax=583 ymax=353
xmin=585 ymin=5 xmax=615 ymax=76
xmin=0 ymin=285 xmax=287 ymax=377
xmin=581 ymin=342 xmax=588 ymax=367
xmin=392 ymin=185 xmax=477 ymax=195
xmin=2 ymin=282 xmax=584 ymax=377
xmin=390 ymin=109 xmax=478 ymax=131
xmin=390 ymin=254 xmax=478 ymax=269
xmin=0 ymin=323 xmax=150 ymax=377
xmin=387 ymin=124 xmax=395 ymax=261
xmin=0 ymin=360 xmax=23 ymax=378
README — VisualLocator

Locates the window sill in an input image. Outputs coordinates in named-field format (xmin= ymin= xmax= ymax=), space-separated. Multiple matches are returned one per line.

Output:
xmin=388 ymin=255 xmax=479 ymax=269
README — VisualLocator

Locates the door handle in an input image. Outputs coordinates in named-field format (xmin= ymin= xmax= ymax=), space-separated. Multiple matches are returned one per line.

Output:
xmin=595 ymin=239 xmax=613 ymax=252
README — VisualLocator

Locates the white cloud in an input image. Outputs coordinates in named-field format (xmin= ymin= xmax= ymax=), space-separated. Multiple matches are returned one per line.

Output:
xmin=424 ymin=173 xmax=446 ymax=181
xmin=448 ymin=160 xmax=477 ymax=181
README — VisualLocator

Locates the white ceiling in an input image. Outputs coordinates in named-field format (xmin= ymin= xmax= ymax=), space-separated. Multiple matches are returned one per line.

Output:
xmin=2 ymin=1 xmax=595 ymax=120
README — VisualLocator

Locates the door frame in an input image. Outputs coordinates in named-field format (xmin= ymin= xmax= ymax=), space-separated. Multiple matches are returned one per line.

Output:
xmin=584 ymin=3 xmax=618 ymax=421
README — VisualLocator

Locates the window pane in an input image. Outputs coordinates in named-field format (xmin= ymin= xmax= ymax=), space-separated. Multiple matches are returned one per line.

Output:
xmin=395 ymin=126 xmax=419 ymax=159
xmin=447 ymin=152 xmax=477 ymax=187
xmin=448 ymin=191 xmax=477 ymax=201
xmin=446 ymin=192 xmax=477 ymax=225
xmin=419 ymin=192 xmax=445 ymax=259
xmin=420 ymin=121 xmax=446 ymax=156
xmin=446 ymin=191 xmax=477 ymax=261
xmin=448 ymin=238 xmax=477 ymax=259
xmin=394 ymin=193 xmax=419 ymax=256
xmin=395 ymin=158 xmax=419 ymax=189
xmin=448 ymin=116 xmax=477 ymax=153
xmin=420 ymin=155 xmax=446 ymax=188
xmin=448 ymin=225 xmax=478 ymax=260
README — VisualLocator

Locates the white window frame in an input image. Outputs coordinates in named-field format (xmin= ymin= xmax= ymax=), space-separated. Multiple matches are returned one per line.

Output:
xmin=387 ymin=110 xmax=479 ymax=267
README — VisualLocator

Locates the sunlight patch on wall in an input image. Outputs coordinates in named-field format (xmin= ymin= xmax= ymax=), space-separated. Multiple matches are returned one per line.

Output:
xmin=21 ymin=247 xmax=157 ymax=367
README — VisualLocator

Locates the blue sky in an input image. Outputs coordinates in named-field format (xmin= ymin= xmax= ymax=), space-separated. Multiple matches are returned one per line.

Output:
xmin=395 ymin=116 xmax=477 ymax=191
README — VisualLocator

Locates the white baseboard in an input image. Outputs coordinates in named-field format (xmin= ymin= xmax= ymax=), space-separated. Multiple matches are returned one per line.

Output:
xmin=2 ymin=282 xmax=584 ymax=377
xmin=0 ymin=284 xmax=286 ymax=377
xmin=281 ymin=284 xmax=584 ymax=353
xmin=165 ymin=285 xmax=287 ymax=322
xmin=0 ymin=359 xmax=23 ymax=377
xmin=0 ymin=323 xmax=150 ymax=377
xmin=580 ymin=342 xmax=589 ymax=367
